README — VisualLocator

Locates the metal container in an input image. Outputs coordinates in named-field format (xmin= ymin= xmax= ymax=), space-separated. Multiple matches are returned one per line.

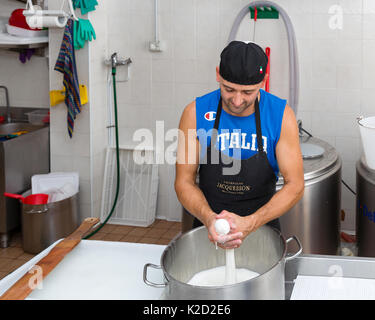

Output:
xmin=21 ymin=191 xmax=79 ymax=254
xmin=144 ymin=225 xmax=301 ymax=300
xmin=0 ymin=123 xmax=49 ymax=248
xmin=278 ymin=136 xmax=342 ymax=255
xmin=285 ymin=253 xmax=375 ymax=300
xmin=356 ymin=157 xmax=375 ymax=257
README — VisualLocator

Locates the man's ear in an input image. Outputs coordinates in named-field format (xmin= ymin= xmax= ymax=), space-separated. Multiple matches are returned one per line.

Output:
xmin=216 ymin=66 xmax=220 ymax=83
xmin=261 ymin=74 xmax=268 ymax=88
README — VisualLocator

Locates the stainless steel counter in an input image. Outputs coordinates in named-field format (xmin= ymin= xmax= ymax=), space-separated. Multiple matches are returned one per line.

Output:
xmin=285 ymin=253 xmax=375 ymax=299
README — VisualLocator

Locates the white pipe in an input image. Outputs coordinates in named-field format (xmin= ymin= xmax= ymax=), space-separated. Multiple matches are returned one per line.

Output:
xmin=228 ymin=1 xmax=299 ymax=116
xmin=154 ymin=0 xmax=159 ymax=43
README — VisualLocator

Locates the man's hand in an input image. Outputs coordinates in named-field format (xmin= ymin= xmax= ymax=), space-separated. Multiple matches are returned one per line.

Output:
xmin=205 ymin=211 xmax=255 ymax=249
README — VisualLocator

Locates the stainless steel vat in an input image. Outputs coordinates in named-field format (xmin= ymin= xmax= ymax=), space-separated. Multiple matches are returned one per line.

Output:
xmin=278 ymin=136 xmax=342 ymax=255
xmin=144 ymin=225 xmax=301 ymax=300
xmin=356 ymin=157 xmax=375 ymax=257
xmin=0 ymin=124 xmax=50 ymax=248
xmin=21 ymin=191 xmax=79 ymax=254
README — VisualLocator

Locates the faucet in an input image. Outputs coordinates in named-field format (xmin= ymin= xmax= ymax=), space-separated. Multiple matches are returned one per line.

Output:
xmin=0 ymin=86 xmax=10 ymax=123
xmin=110 ymin=52 xmax=132 ymax=69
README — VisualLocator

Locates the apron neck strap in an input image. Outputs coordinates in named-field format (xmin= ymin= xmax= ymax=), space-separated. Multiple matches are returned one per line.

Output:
xmin=213 ymin=97 xmax=223 ymax=131
xmin=254 ymin=97 xmax=264 ymax=153
xmin=213 ymin=96 xmax=265 ymax=153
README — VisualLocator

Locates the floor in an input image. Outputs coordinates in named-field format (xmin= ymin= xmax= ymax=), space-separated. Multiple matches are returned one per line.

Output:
xmin=0 ymin=219 xmax=182 ymax=281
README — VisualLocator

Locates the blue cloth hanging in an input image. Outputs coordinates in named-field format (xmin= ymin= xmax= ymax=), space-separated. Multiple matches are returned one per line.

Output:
xmin=54 ymin=19 xmax=82 ymax=138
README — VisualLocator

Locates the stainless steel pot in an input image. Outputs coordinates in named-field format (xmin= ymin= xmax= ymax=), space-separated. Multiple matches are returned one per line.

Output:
xmin=144 ymin=225 xmax=302 ymax=300
xmin=21 ymin=190 xmax=79 ymax=254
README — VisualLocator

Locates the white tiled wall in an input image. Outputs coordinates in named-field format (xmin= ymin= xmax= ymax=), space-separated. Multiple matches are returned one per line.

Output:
xmin=88 ymin=0 xmax=109 ymax=220
xmin=49 ymin=28 xmax=92 ymax=221
xmin=101 ymin=0 xmax=374 ymax=229
xmin=48 ymin=0 xmax=109 ymax=222
xmin=38 ymin=0 xmax=374 ymax=229
xmin=0 ymin=0 xmax=366 ymax=229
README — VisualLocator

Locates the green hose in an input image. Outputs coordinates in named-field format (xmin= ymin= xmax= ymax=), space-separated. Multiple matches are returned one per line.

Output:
xmin=84 ymin=67 xmax=121 ymax=239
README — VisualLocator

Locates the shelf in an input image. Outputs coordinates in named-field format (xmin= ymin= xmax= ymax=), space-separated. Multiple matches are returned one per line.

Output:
xmin=0 ymin=42 xmax=48 ymax=49
xmin=0 ymin=32 xmax=48 ymax=50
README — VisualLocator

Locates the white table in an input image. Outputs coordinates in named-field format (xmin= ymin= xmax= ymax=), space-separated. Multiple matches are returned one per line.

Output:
xmin=0 ymin=240 xmax=166 ymax=300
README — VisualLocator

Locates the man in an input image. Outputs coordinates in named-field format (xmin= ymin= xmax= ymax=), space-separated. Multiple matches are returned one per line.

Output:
xmin=175 ymin=41 xmax=304 ymax=249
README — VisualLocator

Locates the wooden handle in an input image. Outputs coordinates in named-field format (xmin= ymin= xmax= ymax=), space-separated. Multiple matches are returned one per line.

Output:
xmin=65 ymin=217 xmax=100 ymax=240
xmin=0 ymin=217 xmax=100 ymax=300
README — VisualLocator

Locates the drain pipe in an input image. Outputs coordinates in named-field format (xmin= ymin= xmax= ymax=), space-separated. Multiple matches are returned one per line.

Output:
xmin=227 ymin=1 xmax=300 ymax=116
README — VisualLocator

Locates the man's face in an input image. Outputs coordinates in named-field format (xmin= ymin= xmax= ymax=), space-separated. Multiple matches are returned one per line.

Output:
xmin=216 ymin=67 xmax=266 ymax=116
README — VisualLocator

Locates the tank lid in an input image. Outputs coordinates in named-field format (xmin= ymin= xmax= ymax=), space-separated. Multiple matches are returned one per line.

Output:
xmin=277 ymin=136 xmax=340 ymax=184
xmin=301 ymin=142 xmax=325 ymax=159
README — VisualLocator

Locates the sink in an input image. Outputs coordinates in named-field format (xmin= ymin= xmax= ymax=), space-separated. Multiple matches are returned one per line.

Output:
xmin=0 ymin=122 xmax=44 ymax=136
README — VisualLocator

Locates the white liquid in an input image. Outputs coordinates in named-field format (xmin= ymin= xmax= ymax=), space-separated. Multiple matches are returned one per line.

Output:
xmin=187 ymin=266 xmax=259 ymax=287
xmin=202 ymin=219 xmax=255 ymax=287
xmin=225 ymin=249 xmax=236 ymax=285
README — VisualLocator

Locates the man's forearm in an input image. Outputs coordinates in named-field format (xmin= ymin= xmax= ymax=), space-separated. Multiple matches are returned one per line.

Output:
xmin=250 ymin=181 xmax=304 ymax=229
xmin=175 ymin=181 xmax=216 ymax=227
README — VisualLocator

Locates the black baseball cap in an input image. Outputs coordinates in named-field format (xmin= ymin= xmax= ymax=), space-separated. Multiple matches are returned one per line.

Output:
xmin=219 ymin=41 xmax=268 ymax=85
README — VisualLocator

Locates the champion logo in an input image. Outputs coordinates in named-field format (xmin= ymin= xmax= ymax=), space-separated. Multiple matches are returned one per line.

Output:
xmin=204 ymin=111 xmax=216 ymax=121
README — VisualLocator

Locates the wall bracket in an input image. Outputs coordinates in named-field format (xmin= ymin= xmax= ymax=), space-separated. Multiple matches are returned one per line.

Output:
xmin=249 ymin=6 xmax=279 ymax=19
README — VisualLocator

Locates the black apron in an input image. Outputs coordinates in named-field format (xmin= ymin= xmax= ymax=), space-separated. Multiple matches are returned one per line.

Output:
xmin=192 ymin=96 xmax=280 ymax=230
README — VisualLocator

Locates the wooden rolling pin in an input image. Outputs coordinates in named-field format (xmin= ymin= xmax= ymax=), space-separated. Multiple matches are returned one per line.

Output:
xmin=0 ymin=217 xmax=100 ymax=300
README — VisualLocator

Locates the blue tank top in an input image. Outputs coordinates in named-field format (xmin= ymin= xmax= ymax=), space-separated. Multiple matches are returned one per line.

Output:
xmin=196 ymin=89 xmax=286 ymax=179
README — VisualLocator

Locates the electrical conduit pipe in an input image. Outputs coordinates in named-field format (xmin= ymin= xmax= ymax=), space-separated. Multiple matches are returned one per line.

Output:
xmin=227 ymin=1 xmax=300 ymax=116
